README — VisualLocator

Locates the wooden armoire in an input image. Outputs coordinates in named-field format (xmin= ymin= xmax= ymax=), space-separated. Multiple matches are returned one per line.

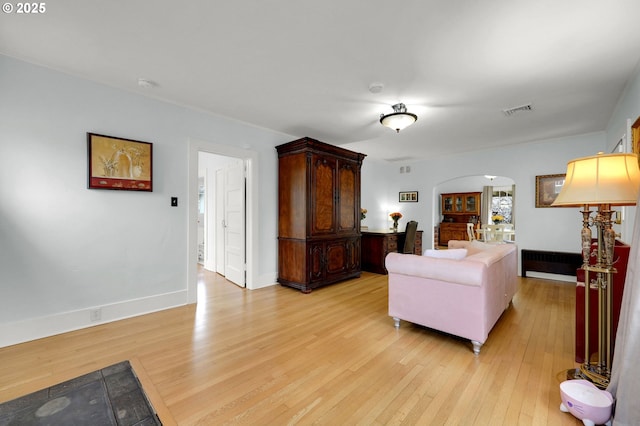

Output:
xmin=276 ymin=137 xmax=366 ymax=292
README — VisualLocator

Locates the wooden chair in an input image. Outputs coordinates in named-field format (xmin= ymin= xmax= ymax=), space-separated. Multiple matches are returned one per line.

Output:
xmin=502 ymin=223 xmax=515 ymax=242
xmin=403 ymin=221 xmax=419 ymax=253
xmin=484 ymin=224 xmax=506 ymax=244
xmin=466 ymin=223 xmax=477 ymax=241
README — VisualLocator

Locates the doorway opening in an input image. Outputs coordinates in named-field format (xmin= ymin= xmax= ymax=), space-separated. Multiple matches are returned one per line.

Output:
xmin=433 ymin=175 xmax=516 ymax=248
xmin=198 ymin=152 xmax=245 ymax=287
xmin=187 ymin=139 xmax=259 ymax=304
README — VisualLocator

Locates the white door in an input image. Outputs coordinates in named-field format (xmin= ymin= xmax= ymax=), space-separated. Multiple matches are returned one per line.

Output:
xmin=215 ymin=169 xmax=225 ymax=275
xmin=197 ymin=177 xmax=205 ymax=264
xmin=224 ymin=163 xmax=246 ymax=287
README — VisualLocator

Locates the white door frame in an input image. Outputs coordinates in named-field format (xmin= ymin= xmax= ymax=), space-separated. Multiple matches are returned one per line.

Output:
xmin=187 ymin=139 xmax=259 ymax=303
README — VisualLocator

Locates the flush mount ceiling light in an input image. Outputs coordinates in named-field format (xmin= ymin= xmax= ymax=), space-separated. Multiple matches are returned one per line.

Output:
xmin=368 ymin=82 xmax=384 ymax=94
xmin=137 ymin=78 xmax=158 ymax=89
xmin=380 ymin=103 xmax=417 ymax=133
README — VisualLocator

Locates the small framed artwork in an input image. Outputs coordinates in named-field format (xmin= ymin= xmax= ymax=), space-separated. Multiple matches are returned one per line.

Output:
xmin=399 ymin=191 xmax=418 ymax=202
xmin=87 ymin=133 xmax=153 ymax=191
xmin=535 ymin=174 xmax=565 ymax=207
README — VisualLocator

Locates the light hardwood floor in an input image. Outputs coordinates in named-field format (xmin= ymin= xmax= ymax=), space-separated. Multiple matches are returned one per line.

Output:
xmin=0 ymin=268 xmax=582 ymax=425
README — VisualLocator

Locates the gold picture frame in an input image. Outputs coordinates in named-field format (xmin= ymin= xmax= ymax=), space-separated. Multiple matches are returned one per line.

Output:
xmin=535 ymin=174 xmax=565 ymax=208
xmin=632 ymin=116 xmax=640 ymax=167
xmin=87 ymin=133 xmax=153 ymax=191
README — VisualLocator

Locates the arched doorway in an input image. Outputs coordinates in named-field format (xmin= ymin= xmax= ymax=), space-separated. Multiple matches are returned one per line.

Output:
xmin=434 ymin=175 xmax=516 ymax=247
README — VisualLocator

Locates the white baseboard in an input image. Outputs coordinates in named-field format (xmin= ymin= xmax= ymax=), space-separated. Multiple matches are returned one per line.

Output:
xmin=0 ymin=290 xmax=188 ymax=348
xmin=525 ymin=271 xmax=576 ymax=283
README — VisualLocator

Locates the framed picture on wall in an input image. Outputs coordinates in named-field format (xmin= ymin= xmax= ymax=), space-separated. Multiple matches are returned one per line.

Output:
xmin=399 ymin=191 xmax=418 ymax=202
xmin=535 ymin=174 xmax=565 ymax=207
xmin=632 ymin=116 xmax=640 ymax=166
xmin=87 ymin=133 xmax=153 ymax=191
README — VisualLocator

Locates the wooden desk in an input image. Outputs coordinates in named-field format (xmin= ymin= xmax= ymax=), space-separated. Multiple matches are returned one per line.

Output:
xmin=361 ymin=229 xmax=423 ymax=274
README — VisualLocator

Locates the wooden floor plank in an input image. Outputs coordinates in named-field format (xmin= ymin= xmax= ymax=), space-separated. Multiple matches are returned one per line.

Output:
xmin=0 ymin=269 xmax=582 ymax=425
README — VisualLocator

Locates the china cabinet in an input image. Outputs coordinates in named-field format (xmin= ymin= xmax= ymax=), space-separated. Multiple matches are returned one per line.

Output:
xmin=439 ymin=191 xmax=481 ymax=246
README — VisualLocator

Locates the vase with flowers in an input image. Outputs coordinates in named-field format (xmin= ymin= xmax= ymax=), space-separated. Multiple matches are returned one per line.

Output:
xmin=389 ymin=212 xmax=402 ymax=231
xmin=491 ymin=213 xmax=504 ymax=224
xmin=360 ymin=208 xmax=368 ymax=229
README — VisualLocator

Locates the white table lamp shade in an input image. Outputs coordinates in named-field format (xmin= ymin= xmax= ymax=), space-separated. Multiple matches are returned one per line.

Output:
xmin=552 ymin=153 xmax=640 ymax=207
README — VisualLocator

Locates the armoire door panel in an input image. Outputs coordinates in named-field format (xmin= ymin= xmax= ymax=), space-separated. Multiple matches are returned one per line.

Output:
xmin=311 ymin=155 xmax=336 ymax=235
xmin=325 ymin=241 xmax=347 ymax=276
xmin=346 ymin=237 xmax=360 ymax=271
xmin=338 ymin=162 xmax=357 ymax=232
xmin=309 ymin=243 xmax=325 ymax=282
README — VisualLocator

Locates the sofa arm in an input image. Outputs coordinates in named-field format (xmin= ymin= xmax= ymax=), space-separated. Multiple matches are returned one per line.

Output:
xmin=385 ymin=252 xmax=486 ymax=287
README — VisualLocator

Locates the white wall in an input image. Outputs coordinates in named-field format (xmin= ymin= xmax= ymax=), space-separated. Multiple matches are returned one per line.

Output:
xmin=360 ymin=159 xmax=396 ymax=229
xmin=362 ymin=133 xmax=605 ymax=254
xmin=0 ymin=55 xmax=285 ymax=347
xmin=605 ymin=61 xmax=640 ymax=241
xmin=2 ymin=53 xmax=639 ymax=348
xmin=606 ymin=62 xmax=640 ymax=153
xmin=436 ymin=175 xmax=513 ymax=195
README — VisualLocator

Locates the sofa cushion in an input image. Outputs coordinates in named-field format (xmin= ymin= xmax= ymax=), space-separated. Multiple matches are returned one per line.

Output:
xmin=423 ymin=248 xmax=468 ymax=260
xmin=448 ymin=240 xmax=470 ymax=250
xmin=386 ymin=252 xmax=486 ymax=287
xmin=466 ymin=240 xmax=493 ymax=255
xmin=466 ymin=244 xmax=515 ymax=266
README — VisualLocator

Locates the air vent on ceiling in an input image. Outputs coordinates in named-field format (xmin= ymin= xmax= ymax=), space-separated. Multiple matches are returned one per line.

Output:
xmin=503 ymin=104 xmax=533 ymax=116
xmin=384 ymin=156 xmax=414 ymax=162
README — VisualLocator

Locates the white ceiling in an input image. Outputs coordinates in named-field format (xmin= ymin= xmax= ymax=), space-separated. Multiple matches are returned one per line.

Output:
xmin=2 ymin=1 xmax=640 ymax=161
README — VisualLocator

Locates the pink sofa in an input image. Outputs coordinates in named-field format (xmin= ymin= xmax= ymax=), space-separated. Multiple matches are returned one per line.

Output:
xmin=386 ymin=240 xmax=518 ymax=354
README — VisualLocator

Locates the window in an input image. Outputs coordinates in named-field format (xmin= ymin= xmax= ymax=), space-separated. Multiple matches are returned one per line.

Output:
xmin=491 ymin=186 xmax=513 ymax=224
